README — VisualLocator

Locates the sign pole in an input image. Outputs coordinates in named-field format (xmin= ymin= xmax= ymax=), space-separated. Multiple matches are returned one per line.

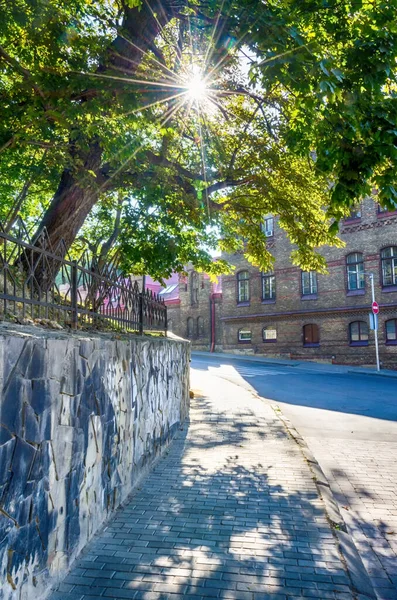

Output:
xmin=369 ymin=273 xmax=380 ymax=371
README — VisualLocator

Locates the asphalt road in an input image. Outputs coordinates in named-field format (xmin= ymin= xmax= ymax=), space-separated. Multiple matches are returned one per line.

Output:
xmin=191 ymin=353 xmax=397 ymax=441
xmin=191 ymin=352 xmax=397 ymax=600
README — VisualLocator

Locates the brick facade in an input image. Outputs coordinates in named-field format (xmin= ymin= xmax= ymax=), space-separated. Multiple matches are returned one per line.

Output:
xmin=166 ymin=198 xmax=397 ymax=369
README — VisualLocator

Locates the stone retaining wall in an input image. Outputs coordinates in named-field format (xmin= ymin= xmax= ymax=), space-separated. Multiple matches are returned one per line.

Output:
xmin=0 ymin=325 xmax=190 ymax=600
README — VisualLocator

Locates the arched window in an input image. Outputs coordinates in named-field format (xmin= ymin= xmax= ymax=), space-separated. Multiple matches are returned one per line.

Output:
xmin=301 ymin=271 xmax=318 ymax=296
xmin=197 ymin=316 xmax=204 ymax=338
xmin=262 ymin=272 xmax=276 ymax=300
xmin=187 ymin=317 xmax=194 ymax=338
xmin=346 ymin=253 xmax=364 ymax=291
xmin=386 ymin=319 xmax=397 ymax=344
xmin=381 ymin=247 xmax=397 ymax=287
xmin=263 ymin=326 xmax=277 ymax=342
xmin=349 ymin=321 xmax=369 ymax=345
xmin=303 ymin=324 xmax=319 ymax=346
xmin=190 ymin=271 xmax=199 ymax=306
xmin=237 ymin=271 xmax=250 ymax=303
xmin=238 ymin=328 xmax=252 ymax=343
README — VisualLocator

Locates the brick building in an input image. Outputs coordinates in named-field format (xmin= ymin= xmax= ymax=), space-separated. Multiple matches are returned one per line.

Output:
xmin=164 ymin=197 xmax=397 ymax=369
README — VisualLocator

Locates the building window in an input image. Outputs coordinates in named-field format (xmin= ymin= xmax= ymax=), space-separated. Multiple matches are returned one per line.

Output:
xmin=301 ymin=271 xmax=317 ymax=296
xmin=378 ymin=201 xmax=397 ymax=214
xmin=386 ymin=319 xmax=397 ymax=344
xmin=263 ymin=326 xmax=277 ymax=342
xmin=190 ymin=271 xmax=199 ymax=306
xmin=237 ymin=271 xmax=250 ymax=303
xmin=381 ymin=247 xmax=397 ymax=287
xmin=187 ymin=317 xmax=194 ymax=338
xmin=345 ymin=205 xmax=361 ymax=221
xmin=346 ymin=253 xmax=365 ymax=291
xmin=303 ymin=324 xmax=319 ymax=346
xmin=262 ymin=272 xmax=276 ymax=301
xmin=197 ymin=316 xmax=204 ymax=338
xmin=262 ymin=216 xmax=274 ymax=237
xmin=349 ymin=321 xmax=369 ymax=345
xmin=238 ymin=328 xmax=252 ymax=343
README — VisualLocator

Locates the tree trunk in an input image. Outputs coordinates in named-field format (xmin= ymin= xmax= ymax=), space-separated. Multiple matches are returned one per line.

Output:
xmin=32 ymin=0 xmax=183 ymax=271
xmin=35 ymin=141 xmax=103 ymax=255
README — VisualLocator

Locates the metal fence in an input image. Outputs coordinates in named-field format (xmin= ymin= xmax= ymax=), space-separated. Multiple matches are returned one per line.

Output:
xmin=0 ymin=218 xmax=167 ymax=334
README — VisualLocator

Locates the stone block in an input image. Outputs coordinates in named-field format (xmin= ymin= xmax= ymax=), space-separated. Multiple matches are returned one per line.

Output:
xmin=24 ymin=403 xmax=40 ymax=444
xmin=0 ymin=436 xmax=16 ymax=486
xmin=26 ymin=342 xmax=46 ymax=379
xmin=31 ymin=379 xmax=55 ymax=414
xmin=2 ymin=439 xmax=37 ymax=519
xmin=1 ymin=376 xmax=30 ymax=435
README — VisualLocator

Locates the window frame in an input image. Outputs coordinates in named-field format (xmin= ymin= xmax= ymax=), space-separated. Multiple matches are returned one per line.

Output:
xmin=301 ymin=270 xmax=318 ymax=297
xmin=197 ymin=316 xmax=204 ymax=338
xmin=261 ymin=271 xmax=276 ymax=302
xmin=190 ymin=271 xmax=199 ymax=306
xmin=236 ymin=270 xmax=250 ymax=304
xmin=377 ymin=202 xmax=397 ymax=216
xmin=262 ymin=216 xmax=274 ymax=238
xmin=385 ymin=319 xmax=397 ymax=345
xmin=344 ymin=205 xmax=362 ymax=222
xmin=187 ymin=317 xmax=194 ymax=339
xmin=381 ymin=246 xmax=397 ymax=288
xmin=346 ymin=252 xmax=365 ymax=293
xmin=238 ymin=328 xmax=252 ymax=343
xmin=349 ymin=321 xmax=369 ymax=346
xmin=303 ymin=323 xmax=320 ymax=347
xmin=262 ymin=326 xmax=277 ymax=343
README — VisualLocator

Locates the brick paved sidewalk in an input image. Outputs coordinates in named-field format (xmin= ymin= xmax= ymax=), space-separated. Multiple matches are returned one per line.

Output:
xmin=308 ymin=438 xmax=397 ymax=600
xmin=49 ymin=372 xmax=356 ymax=600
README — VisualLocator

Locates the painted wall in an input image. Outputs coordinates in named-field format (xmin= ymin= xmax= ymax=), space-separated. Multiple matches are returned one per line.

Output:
xmin=0 ymin=324 xmax=190 ymax=600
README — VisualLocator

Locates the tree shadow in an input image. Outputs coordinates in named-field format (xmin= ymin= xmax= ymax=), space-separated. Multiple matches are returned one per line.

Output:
xmin=53 ymin=388 xmax=354 ymax=600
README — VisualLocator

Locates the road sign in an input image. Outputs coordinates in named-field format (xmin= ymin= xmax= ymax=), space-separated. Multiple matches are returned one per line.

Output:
xmin=372 ymin=301 xmax=379 ymax=314
xmin=369 ymin=312 xmax=378 ymax=331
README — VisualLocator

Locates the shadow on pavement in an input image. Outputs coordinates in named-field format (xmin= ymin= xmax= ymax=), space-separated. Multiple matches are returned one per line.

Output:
xmin=52 ymin=382 xmax=355 ymax=600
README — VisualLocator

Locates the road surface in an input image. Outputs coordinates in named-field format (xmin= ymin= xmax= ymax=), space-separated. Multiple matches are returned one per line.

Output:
xmin=191 ymin=352 xmax=397 ymax=600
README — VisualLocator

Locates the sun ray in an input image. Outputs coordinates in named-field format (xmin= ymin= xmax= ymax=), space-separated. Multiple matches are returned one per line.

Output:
xmin=159 ymin=95 xmax=191 ymax=128
xmin=76 ymin=70 xmax=187 ymax=90
xmin=117 ymin=90 xmax=189 ymax=119
xmin=202 ymin=0 xmax=229 ymax=76
xmin=114 ymin=32 xmax=186 ymax=84
xmin=142 ymin=0 xmax=179 ymax=49
xmin=109 ymin=50 xmax=183 ymax=88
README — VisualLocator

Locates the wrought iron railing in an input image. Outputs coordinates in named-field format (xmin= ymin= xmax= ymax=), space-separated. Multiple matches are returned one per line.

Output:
xmin=0 ymin=218 xmax=167 ymax=334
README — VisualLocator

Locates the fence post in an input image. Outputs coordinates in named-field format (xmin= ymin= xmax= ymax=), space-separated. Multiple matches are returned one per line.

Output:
xmin=164 ymin=305 xmax=168 ymax=337
xmin=71 ymin=260 xmax=78 ymax=330
xmin=139 ymin=290 xmax=144 ymax=335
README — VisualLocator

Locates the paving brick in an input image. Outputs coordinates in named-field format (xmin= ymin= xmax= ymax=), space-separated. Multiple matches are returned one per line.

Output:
xmin=48 ymin=374 xmax=355 ymax=600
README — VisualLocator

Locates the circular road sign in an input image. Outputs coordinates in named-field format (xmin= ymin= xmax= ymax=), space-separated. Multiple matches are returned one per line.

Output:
xmin=372 ymin=301 xmax=379 ymax=314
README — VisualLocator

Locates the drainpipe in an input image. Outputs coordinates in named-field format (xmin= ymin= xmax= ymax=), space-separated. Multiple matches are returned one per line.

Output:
xmin=210 ymin=294 xmax=216 ymax=352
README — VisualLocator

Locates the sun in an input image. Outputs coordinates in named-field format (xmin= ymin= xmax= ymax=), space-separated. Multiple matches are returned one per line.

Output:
xmin=184 ymin=66 xmax=208 ymax=102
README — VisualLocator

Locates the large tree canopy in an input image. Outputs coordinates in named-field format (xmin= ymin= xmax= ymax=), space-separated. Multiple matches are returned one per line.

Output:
xmin=0 ymin=0 xmax=396 ymax=279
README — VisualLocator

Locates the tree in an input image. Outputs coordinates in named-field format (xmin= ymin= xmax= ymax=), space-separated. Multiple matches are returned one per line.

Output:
xmin=1 ymin=0 xmax=396 ymax=278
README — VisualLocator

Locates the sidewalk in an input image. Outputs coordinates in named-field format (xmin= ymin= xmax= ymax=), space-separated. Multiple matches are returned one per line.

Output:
xmin=192 ymin=351 xmax=397 ymax=379
xmin=50 ymin=372 xmax=364 ymax=600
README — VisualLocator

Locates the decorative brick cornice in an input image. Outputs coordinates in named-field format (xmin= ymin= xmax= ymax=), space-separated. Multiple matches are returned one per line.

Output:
xmin=341 ymin=214 xmax=397 ymax=235
xmin=221 ymin=302 xmax=397 ymax=322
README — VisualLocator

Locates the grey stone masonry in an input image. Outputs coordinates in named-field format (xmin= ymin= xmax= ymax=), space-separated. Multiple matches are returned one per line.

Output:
xmin=49 ymin=370 xmax=356 ymax=600
xmin=0 ymin=325 xmax=189 ymax=600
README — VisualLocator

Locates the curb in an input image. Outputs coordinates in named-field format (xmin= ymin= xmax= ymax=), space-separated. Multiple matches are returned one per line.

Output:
xmin=269 ymin=403 xmax=377 ymax=600
xmin=192 ymin=350 xmax=397 ymax=378
xmin=347 ymin=369 xmax=397 ymax=379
